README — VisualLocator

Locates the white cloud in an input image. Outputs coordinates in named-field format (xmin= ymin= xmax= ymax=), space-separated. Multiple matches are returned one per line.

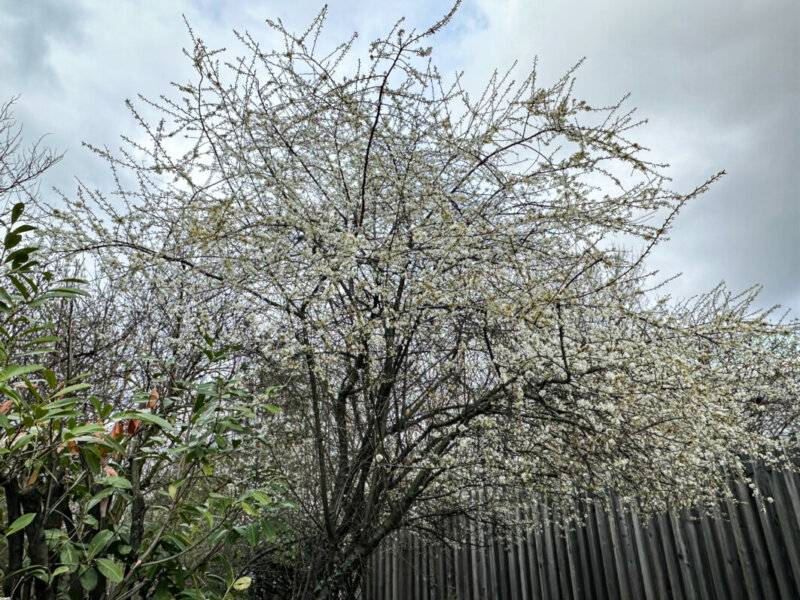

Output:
xmin=2 ymin=0 xmax=797 ymax=313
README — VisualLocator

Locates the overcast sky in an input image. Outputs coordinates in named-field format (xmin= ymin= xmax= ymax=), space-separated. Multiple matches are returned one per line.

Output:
xmin=2 ymin=0 xmax=798 ymax=316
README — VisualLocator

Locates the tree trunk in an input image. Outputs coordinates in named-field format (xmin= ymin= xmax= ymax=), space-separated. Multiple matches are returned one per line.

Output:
xmin=20 ymin=487 xmax=56 ymax=600
xmin=2 ymin=480 xmax=23 ymax=598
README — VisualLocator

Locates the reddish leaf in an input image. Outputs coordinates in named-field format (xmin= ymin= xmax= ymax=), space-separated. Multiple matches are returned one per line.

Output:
xmin=110 ymin=421 xmax=125 ymax=439
xmin=127 ymin=419 xmax=141 ymax=435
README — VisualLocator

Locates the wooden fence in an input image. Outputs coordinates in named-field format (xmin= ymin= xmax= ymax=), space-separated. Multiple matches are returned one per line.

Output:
xmin=362 ymin=462 xmax=800 ymax=599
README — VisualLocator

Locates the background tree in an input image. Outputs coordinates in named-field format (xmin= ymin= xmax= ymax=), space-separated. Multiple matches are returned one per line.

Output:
xmin=35 ymin=6 xmax=800 ymax=598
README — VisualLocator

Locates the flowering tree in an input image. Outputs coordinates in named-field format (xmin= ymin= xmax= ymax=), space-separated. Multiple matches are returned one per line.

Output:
xmin=38 ymin=6 xmax=799 ymax=598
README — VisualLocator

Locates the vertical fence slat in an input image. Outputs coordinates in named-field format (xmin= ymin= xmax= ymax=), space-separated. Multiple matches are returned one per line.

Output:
xmin=446 ymin=529 xmax=456 ymax=600
xmin=629 ymin=510 xmax=658 ymax=600
xmin=733 ymin=479 xmax=778 ymax=599
xmin=573 ymin=503 xmax=592 ymax=600
xmin=773 ymin=467 xmax=800 ymax=591
xmin=501 ymin=535 xmax=514 ymax=600
xmin=678 ymin=513 xmax=705 ymax=600
xmin=362 ymin=466 xmax=800 ymax=600
xmin=438 ymin=536 xmax=447 ymax=600
xmin=469 ymin=518 xmax=481 ymax=600
xmin=421 ymin=534 xmax=429 ymax=600
xmin=533 ymin=503 xmax=549 ymax=600
xmin=542 ymin=503 xmax=562 ymax=599
xmin=695 ymin=509 xmax=734 ymax=600
xmin=719 ymin=494 xmax=761 ymax=600
xmin=524 ymin=505 xmax=543 ymax=600
xmin=552 ymin=517 xmax=572 ymax=600
xmin=564 ymin=521 xmax=582 ymax=600
xmin=515 ymin=505 xmax=532 ymax=600
xmin=582 ymin=499 xmax=608 ymax=600
xmin=751 ymin=463 xmax=798 ymax=599
xmin=615 ymin=498 xmax=643 ymax=600
xmin=481 ymin=518 xmax=494 ymax=600
xmin=607 ymin=497 xmax=633 ymax=600
xmin=507 ymin=527 xmax=522 ymax=600
xmin=461 ymin=517 xmax=473 ymax=600
xmin=656 ymin=511 xmax=685 ymax=598
xmin=594 ymin=499 xmax=621 ymax=600
xmin=668 ymin=510 xmax=698 ymax=599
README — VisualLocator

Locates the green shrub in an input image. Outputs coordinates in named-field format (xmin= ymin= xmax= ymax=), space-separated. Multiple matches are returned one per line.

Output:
xmin=0 ymin=203 xmax=286 ymax=599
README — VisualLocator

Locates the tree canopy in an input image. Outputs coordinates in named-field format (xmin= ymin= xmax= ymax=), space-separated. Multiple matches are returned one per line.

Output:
xmin=29 ymin=5 xmax=800 ymax=598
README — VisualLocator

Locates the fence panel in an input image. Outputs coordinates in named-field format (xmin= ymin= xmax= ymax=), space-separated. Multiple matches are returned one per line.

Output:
xmin=363 ymin=465 xmax=800 ymax=600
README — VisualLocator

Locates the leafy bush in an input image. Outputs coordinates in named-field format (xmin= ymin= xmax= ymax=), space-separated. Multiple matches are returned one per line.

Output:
xmin=0 ymin=203 xmax=287 ymax=599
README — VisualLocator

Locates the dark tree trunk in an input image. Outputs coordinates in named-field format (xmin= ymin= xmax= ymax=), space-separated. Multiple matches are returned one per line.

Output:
xmin=20 ymin=487 xmax=56 ymax=600
xmin=2 ymin=480 xmax=23 ymax=598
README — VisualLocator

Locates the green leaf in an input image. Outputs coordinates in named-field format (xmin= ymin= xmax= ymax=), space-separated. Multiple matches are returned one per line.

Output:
xmin=11 ymin=202 xmax=24 ymax=224
xmin=243 ymin=523 xmax=259 ymax=546
xmin=155 ymin=580 xmax=173 ymax=600
xmin=112 ymin=410 xmax=175 ymax=431
xmin=83 ymin=514 xmax=99 ymax=529
xmin=226 ymin=528 xmax=241 ymax=545
xmin=49 ymin=382 xmax=91 ymax=398
xmin=251 ymin=491 xmax=271 ymax=505
xmin=25 ymin=335 xmax=60 ymax=346
xmin=79 ymin=566 xmax=99 ymax=591
xmin=95 ymin=558 xmax=124 ymax=583
xmin=60 ymin=542 xmax=80 ymax=567
xmin=99 ymin=400 xmax=114 ymax=419
xmin=4 ymin=247 xmax=38 ymax=265
xmin=87 ymin=487 xmax=116 ymax=511
xmin=264 ymin=403 xmax=281 ymax=414
xmin=93 ymin=432 xmax=127 ymax=457
xmin=4 ymin=231 xmax=22 ymax=250
xmin=64 ymin=422 xmax=105 ymax=439
xmin=99 ymin=476 xmax=132 ymax=490
xmin=50 ymin=564 xmax=72 ymax=581
xmin=9 ymin=224 xmax=35 ymax=235
xmin=42 ymin=368 xmax=57 ymax=390
xmin=5 ymin=273 xmax=29 ymax=300
xmin=261 ymin=519 xmax=276 ymax=543
xmin=232 ymin=576 xmax=252 ymax=591
xmin=88 ymin=529 xmax=115 ymax=559
xmin=161 ymin=532 xmax=188 ymax=552
xmin=18 ymin=273 xmax=38 ymax=294
xmin=11 ymin=432 xmax=35 ymax=451
xmin=0 ymin=363 xmax=42 ymax=382
xmin=38 ymin=287 xmax=91 ymax=300
xmin=208 ymin=529 xmax=227 ymax=546
xmin=50 ymin=286 xmax=90 ymax=295
xmin=41 ymin=397 xmax=79 ymax=412
xmin=6 ymin=512 xmax=36 ymax=536
xmin=83 ymin=447 xmax=100 ymax=475
xmin=202 ymin=508 xmax=214 ymax=528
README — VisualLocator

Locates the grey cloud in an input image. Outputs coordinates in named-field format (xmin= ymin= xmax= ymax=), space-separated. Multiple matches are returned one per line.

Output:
xmin=456 ymin=0 xmax=798 ymax=314
xmin=0 ymin=0 xmax=86 ymax=88
xmin=1 ymin=0 xmax=795 ymax=313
